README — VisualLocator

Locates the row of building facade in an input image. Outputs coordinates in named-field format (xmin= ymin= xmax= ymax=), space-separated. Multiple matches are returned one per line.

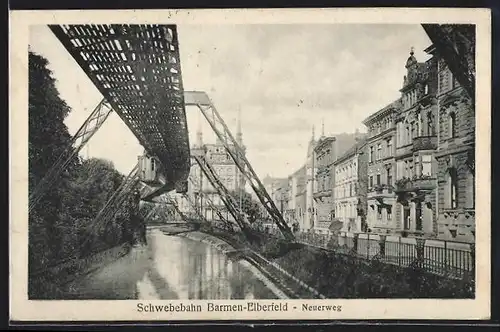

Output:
xmin=266 ymin=45 xmax=475 ymax=243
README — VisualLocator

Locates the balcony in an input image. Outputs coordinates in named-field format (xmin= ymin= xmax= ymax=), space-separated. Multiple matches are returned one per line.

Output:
xmin=395 ymin=143 xmax=413 ymax=158
xmin=313 ymin=189 xmax=332 ymax=200
xmin=394 ymin=175 xmax=436 ymax=193
xmin=367 ymin=184 xmax=394 ymax=199
xmin=413 ymin=136 xmax=437 ymax=151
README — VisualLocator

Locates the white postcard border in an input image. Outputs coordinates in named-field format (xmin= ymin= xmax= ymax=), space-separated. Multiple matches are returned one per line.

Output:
xmin=9 ymin=8 xmax=491 ymax=321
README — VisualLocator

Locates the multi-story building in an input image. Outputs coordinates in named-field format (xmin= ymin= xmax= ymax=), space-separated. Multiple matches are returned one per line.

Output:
xmin=362 ymin=100 xmax=401 ymax=233
xmin=294 ymin=165 xmax=307 ymax=231
xmin=305 ymin=128 xmax=318 ymax=231
xmin=333 ymin=138 xmax=368 ymax=233
xmin=284 ymin=175 xmax=295 ymax=224
xmin=187 ymin=114 xmax=246 ymax=222
xmin=393 ymin=48 xmax=439 ymax=237
xmin=262 ymin=175 xmax=289 ymax=224
xmin=313 ymin=134 xmax=336 ymax=233
xmin=430 ymin=44 xmax=475 ymax=243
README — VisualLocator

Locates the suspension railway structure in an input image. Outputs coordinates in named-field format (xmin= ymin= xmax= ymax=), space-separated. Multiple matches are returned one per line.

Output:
xmin=28 ymin=23 xmax=475 ymax=250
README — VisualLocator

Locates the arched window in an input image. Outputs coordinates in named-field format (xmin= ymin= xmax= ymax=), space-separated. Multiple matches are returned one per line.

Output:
xmin=448 ymin=168 xmax=458 ymax=209
xmin=449 ymin=112 xmax=457 ymax=138
xmin=405 ymin=122 xmax=411 ymax=144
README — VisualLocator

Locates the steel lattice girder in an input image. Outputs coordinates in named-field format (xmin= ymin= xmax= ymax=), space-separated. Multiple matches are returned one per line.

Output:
xmin=422 ymin=24 xmax=475 ymax=101
xmin=29 ymin=98 xmax=114 ymax=213
xmin=49 ymin=24 xmax=190 ymax=191
xmin=185 ymin=91 xmax=295 ymax=241
xmin=192 ymin=154 xmax=248 ymax=232
xmin=187 ymin=170 xmax=232 ymax=227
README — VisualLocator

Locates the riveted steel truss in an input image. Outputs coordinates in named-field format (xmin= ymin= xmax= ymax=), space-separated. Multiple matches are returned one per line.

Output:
xmin=185 ymin=91 xmax=295 ymax=241
xmin=422 ymin=24 xmax=475 ymax=101
xmin=29 ymin=98 xmax=113 ymax=213
xmin=192 ymin=154 xmax=249 ymax=233
xmin=82 ymin=164 xmax=140 ymax=247
xmin=49 ymin=24 xmax=190 ymax=193
xmin=187 ymin=164 xmax=234 ymax=228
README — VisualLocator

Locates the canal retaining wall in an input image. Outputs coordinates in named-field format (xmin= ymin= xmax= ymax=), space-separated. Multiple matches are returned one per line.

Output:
xmin=177 ymin=231 xmax=326 ymax=299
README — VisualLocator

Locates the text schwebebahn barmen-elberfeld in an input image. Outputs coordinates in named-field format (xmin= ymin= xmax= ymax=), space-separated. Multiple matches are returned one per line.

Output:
xmin=137 ymin=302 xmax=343 ymax=312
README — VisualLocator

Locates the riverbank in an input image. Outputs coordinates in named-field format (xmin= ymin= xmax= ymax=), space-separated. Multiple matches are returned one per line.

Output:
xmin=29 ymin=244 xmax=131 ymax=299
xmin=183 ymin=227 xmax=326 ymax=299
xmin=195 ymin=226 xmax=474 ymax=298
xmin=177 ymin=231 xmax=290 ymax=300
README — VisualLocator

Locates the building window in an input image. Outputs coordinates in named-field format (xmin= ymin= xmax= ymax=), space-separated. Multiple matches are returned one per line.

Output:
xmin=449 ymin=70 xmax=455 ymax=90
xmin=421 ymin=155 xmax=432 ymax=176
xmin=377 ymin=206 xmax=382 ymax=219
xmin=416 ymin=113 xmax=421 ymax=137
xmin=424 ymin=84 xmax=429 ymax=95
xmin=387 ymin=139 xmax=393 ymax=157
xmin=449 ymin=112 xmax=457 ymax=138
xmin=405 ymin=124 xmax=411 ymax=144
xmin=466 ymin=170 xmax=475 ymax=209
xmin=387 ymin=167 xmax=392 ymax=186
xmin=369 ymin=176 xmax=373 ymax=188
xmin=449 ymin=168 xmax=458 ymax=209
xmin=387 ymin=206 xmax=392 ymax=220
xmin=370 ymin=146 xmax=374 ymax=162
xmin=377 ymin=143 xmax=382 ymax=160
xmin=427 ymin=111 xmax=435 ymax=136
xmin=376 ymin=174 xmax=381 ymax=185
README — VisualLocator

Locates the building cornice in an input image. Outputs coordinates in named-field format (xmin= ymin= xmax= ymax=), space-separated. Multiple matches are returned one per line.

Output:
xmin=362 ymin=100 xmax=401 ymax=127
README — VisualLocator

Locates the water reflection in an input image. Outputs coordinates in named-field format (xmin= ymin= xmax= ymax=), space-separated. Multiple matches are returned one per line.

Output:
xmin=145 ymin=230 xmax=278 ymax=300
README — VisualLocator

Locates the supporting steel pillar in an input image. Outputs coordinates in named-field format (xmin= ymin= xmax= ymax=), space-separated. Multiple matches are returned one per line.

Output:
xmin=29 ymin=98 xmax=113 ymax=213
xmin=185 ymin=91 xmax=295 ymax=241
xmin=188 ymin=165 xmax=234 ymax=229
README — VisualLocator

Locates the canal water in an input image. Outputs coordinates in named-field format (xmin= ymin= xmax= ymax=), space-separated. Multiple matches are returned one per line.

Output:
xmin=65 ymin=228 xmax=282 ymax=300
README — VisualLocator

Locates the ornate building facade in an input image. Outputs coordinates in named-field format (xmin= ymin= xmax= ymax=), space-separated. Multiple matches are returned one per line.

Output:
xmin=186 ymin=112 xmax=247 ymax=222
xmin=333 ymin=138 xmax=368 ymax=233
xmin=393 ymin=48 xmax=439 ymax=237
xmin=362 ymin=101 xmax=400 ymax=233
xmin=313 ymin=131 xmax=336 ymax=233
xmin=304 ymin=127 xmax=318 ymax=231
xmin=431 ymin=44 xmax=475 ymax=243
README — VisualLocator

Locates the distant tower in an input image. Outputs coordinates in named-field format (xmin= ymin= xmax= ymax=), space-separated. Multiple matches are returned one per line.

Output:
xmin=196 ymin=112 xmax=203 ymax=147
xmin=321 ymin=118 xmax=325 ymax=138
xmin=236 ymin=106 xmax=243 ymax=146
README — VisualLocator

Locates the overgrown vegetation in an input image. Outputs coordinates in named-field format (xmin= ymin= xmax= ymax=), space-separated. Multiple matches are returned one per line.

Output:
xmin=28 ymin=51 xmax=142 ymax=298
xmin=273 ymin=246 xmax=474 ymax=298
xmin=201 ymin=223 xmax=474 ymax=298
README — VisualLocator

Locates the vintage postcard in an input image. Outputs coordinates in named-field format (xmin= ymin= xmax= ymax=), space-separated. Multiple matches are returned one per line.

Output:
xmin=9 ymin=8 xmax=491 ymax=322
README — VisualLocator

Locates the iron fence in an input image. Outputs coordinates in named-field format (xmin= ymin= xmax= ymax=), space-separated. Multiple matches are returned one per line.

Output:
xmin=262 ymin=228 xmax=474 ymax=281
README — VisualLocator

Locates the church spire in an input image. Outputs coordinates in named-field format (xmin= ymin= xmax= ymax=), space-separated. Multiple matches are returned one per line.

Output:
xmin=196 ymin=111 xmax=203 ymax=147
xmin=236 ymin=106 xmax=243 ymax=145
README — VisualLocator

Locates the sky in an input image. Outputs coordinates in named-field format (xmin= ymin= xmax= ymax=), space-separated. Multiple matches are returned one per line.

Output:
xmin=28 ymin=24 xmax=431 ymax=179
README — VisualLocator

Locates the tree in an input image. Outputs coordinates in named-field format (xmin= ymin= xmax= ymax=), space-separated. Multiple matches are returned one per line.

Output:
xmin=28 ymin=51 xmax=139 ymax=282
xmin=229 ymin=189 xmax=262 ymax=224
xmin=28 ymin=51 xmax=78 ymax=270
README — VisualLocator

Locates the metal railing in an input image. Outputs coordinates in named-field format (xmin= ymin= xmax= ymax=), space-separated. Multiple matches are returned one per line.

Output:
xmin=262 ymin=229 xmax=474 ymax=281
